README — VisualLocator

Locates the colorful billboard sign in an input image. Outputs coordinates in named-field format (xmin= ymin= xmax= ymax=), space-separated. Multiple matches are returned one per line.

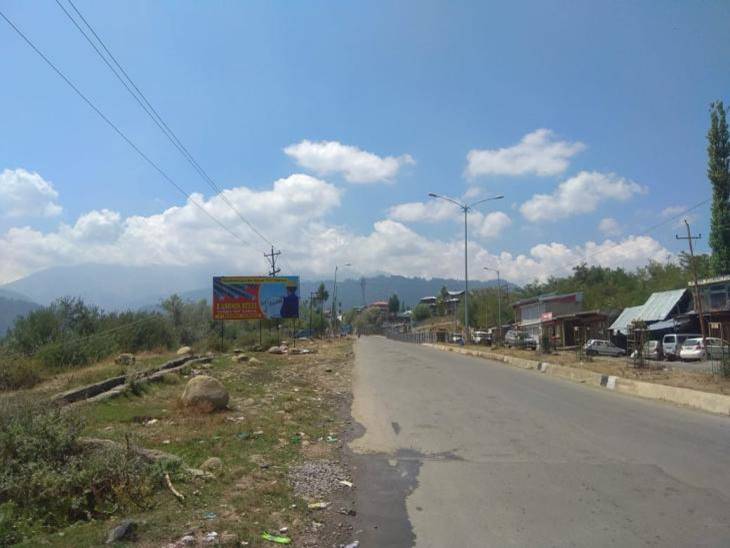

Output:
xmin=212 ymin=276 xmax=299 ymax=320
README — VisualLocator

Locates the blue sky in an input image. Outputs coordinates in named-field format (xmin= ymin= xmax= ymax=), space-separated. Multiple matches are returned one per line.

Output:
xmin=0 ymin=0 xmax=729 ymax=284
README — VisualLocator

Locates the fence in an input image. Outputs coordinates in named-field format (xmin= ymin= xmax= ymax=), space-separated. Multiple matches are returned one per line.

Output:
xmin=385 ymin=330 xmax=438 ymax=344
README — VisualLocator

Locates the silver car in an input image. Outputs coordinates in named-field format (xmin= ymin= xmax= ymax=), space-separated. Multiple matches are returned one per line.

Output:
xmin=584 ymin=339 xmax=625 ymax=357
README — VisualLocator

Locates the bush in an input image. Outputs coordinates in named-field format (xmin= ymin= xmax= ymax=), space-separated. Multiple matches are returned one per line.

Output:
xmin=0 ymin=357 xmax=42 ymax=391
xmin=411 ymin=303 xmax=432 ymax=321
xmin=0 ymin=399 xmax=161 ymax=544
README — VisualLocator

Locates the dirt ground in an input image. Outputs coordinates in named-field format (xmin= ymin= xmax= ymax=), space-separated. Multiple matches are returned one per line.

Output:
xmin=16 ymin=337 xmax=357 ymax=547
xmin=461 ymin=344 xmax=730 ymax=395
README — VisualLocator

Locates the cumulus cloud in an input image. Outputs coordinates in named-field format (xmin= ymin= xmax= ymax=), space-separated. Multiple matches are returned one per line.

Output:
xmin=598 ymin=217 xmax=621 ymax=237
xmin=0 ymin=168 xmax=62 ymax=217
xmin=0 ymin=171 xmax=669 ymax=287
xmin=387 ymin=199 xmax=511 ymax=240
xmin=284 ymin=140 xmax=414 ymax=183
xmin=465 ymin=129 xmax=585 ymax=179
xmin=520 ymin=171 xmax=646 ymax=222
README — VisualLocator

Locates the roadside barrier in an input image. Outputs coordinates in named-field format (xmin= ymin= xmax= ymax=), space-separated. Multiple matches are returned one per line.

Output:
xmin=385 ymin=331 xmax=438 ymax=344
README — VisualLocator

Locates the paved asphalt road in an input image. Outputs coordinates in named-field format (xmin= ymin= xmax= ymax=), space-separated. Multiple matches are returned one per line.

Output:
xmin=349 ymin=336 xmax=730 ymax=547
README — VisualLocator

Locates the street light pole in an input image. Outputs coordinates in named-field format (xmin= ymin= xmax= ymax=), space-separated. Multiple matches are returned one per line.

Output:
xmin=484 ymin=267 xmax=501 ymax=345
xmin=428 ymin=193 xmax=503 ymax=344
xmin=331 ymin=263 xmax=351 ymax=336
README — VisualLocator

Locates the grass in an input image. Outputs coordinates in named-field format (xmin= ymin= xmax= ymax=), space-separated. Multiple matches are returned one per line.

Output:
xmin=15 ymin=339 xmax=353 ymax=547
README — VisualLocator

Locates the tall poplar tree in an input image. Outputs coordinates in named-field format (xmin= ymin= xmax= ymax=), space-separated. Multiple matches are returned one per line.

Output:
xmin=708 ymin=101 xmax=730 ymax=275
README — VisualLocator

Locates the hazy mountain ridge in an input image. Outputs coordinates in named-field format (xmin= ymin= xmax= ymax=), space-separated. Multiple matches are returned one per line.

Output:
xmin=0 ymin=264 xmax=516 ymax=312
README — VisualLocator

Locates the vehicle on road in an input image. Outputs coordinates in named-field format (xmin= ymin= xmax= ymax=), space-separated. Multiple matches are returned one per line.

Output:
xmin=643 ymin=339 xmax=664 ymax=360
xmin=472 ymin=330 xmax=491 ymax=345
xmin=662 ymin=333 xmax=701 ymax=361
xmin=679 ymin=337 xmax=729 ymax=361
xmin=584 ymin=339 xmax=625 ymax=357
xmin=504 ymin=330 xmax=537 ymax=350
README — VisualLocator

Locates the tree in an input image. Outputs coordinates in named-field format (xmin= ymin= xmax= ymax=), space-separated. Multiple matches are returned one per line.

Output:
xmin=388 ymin=294 xmax=400 ymax=314
xmin=708 ymin=101 xmax=730 ymax=275
xmin=161 ymin=294 xmax=184 ymax=328
xmin=412 ymin=303 xmax=432 ymax=321
xmin=315 ymin=283 xmax=329 ymax=304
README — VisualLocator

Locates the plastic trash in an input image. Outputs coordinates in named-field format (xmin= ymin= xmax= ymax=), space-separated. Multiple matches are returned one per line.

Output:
xmin=261 ymin=532 xmax=292 ymax=544
xmin=339 ymin=480 xmax=353 ymax=488
xmin=307 ymin=502 xmax=330 ymax=510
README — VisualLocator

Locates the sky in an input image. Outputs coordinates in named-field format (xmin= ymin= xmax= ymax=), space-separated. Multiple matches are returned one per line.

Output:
xmin=1 ymin=0 xmax=729 ymax=286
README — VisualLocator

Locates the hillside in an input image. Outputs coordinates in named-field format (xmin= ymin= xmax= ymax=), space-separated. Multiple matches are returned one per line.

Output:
xmin=0 ymin=290 xmax=41 ymax=335
xmin=0 ymin=265 xmax=516 ymax=312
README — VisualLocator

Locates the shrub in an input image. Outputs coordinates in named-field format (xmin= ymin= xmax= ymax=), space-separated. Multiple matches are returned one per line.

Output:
xmin=0 ymin=399 xmax=161 ymax=544
xmin=0 ymin=357 xmax=42 ymax=391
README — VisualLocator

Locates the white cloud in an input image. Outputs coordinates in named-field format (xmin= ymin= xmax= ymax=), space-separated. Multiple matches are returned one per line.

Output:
xmin=465 ymin=129 xmax=585 ymax=178
xmin=0 ymin=168 xmax=62 ymax=218
xmin=598 ymin=217 xmax=621 ymax=237
xmin=463 ymin=186 xmax=481 ymax=199
xmin=520 ymin=171 xmax=646 ymax=222
xmin=387 ymin=199 xmax=511 ymax=240
xmin=284 ymin=140 xmax=414 ymax=183
xmin=661 ymin=206 xmax=686 ymax=218
xmin=0 ymin=171 xmax=669 ymax=287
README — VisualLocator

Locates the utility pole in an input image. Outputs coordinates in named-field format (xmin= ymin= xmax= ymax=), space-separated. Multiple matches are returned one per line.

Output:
xmin=264 ymin=246 xmax=281 ymax=277
xmin=484 ymin=267 xmax=502 ymax=345
xmin=360 ymin=277 xmax=367 ymax=307
xmin=676 ymin=219 xmax=707 ymax=348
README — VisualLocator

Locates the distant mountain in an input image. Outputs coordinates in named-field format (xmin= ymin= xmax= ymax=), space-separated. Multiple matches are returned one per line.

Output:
xmin=0 ymin=264 xmax=216 ymax=311
xmin=177 ymin=275 xmax=515 ymax=310
xmin=0 ymin=265 xmax=517 ymax=313
xmin=0 ymin=290 xmax=41 ymax=336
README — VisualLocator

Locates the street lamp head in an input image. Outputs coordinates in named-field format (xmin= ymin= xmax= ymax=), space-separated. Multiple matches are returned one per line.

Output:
xmin=428 ymin=192 xmax=438 ymax=198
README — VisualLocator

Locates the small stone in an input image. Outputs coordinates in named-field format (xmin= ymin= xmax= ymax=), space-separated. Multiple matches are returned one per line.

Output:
xmin=106 ymin=519 xmax=136 ymax=544
xmin=115 ymin=353 xmax=136 ymax=366
xmin=243 ymin=398 xmax=256 ymax=407
xmin=177 ymin=346 xmax=193 ymax=356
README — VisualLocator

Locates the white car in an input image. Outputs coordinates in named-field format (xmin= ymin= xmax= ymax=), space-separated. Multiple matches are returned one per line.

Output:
xmin=584 ymin=339 xmax=625 ymax=357
xmin=679 ymin=337 xmax=728 ymax=361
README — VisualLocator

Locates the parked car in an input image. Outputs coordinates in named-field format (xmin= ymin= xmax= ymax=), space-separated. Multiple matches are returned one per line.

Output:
xmin=584 ymin=339 xmax=625 ymax=357
xmin=662 ymin=333 xmax=701 ymax=361
xmin=451 ymin=333 xmax=464 ymax=344
xmin=473 ymin=331 xmax=492 ymax=345
xmin=679 ymin=337 xmax=729 ymax=361
xmin=505 ymin=330 xmax=537 ymax=350
xmin=643 ymin=340 xmax=664 ymax=360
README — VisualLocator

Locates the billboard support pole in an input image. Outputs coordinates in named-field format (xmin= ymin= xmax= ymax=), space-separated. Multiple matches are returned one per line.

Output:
xmin=259 ymin=319 xmax=262 ymax=346
xmin=219 ymin=319 xmax=224 ymax=351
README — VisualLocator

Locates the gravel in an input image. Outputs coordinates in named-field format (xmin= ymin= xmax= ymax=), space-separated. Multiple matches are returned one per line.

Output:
xmin=289 ymin=460 xmax=350 ymax=500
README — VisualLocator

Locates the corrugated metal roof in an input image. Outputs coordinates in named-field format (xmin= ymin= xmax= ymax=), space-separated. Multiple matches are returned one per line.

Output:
xmin=609 ymin=305 xmax=644 ymax=333
xmin=637 ymin=288 xmax=686 ymax=322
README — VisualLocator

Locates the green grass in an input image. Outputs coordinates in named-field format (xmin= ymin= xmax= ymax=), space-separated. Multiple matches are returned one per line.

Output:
xmin=18 ymin=342 xmax=351 ymax=547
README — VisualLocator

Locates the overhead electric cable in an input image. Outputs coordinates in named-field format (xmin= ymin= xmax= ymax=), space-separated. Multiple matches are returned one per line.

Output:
xmin=56 ymin=0 xmax=275 ymax=249
xmin=0 ymin=9 xmax=255 ymax=251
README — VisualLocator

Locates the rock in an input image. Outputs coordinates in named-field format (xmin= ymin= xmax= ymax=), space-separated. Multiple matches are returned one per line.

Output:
xmin=181 ymin=375 xmax=229 ymax=412
xmin=114 ymin=353 xmax=135 ymax=365
xmin=177 ymin=346 xmax=193 ymax=356
xmin=234 ymin=354 xmax=250 ymax=363
xmin=267 ymin=346 xmax=286 ymax=354
xmin=248 ymin=357 xmax=262 ymax=365
xmin=243 ymin=397 xmax=256 ymax=407
xmin=232 ymin=348 xmax=244 ymax=354
xmin=200 ymin=457 xmax=223 ymax=471
xmin=106 ymin=519 xmax=136 ymax=544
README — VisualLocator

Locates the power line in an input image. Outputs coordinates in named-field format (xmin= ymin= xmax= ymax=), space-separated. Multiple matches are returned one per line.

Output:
xmin=55 ymin=0 xmax=276 ymax=250
xmin=0 ymin=9 xmax=255 ymax=253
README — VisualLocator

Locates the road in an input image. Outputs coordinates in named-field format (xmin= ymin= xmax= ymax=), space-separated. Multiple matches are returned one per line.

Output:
xmin=348 ymin=336 xmax=730 ymax=547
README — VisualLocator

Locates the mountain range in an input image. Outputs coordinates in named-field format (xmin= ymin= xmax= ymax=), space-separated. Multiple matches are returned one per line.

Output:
xmin=0 ymin=264 xmax=516 ymax=330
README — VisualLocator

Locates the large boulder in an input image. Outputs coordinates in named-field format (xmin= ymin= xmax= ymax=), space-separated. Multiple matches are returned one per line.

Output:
xmin=181 ymin=375 xmax=229 ymax=412
xmin=267 ymin=346 xmax=286 ymax=354
xmin=176 ymin=346 xmax=193 ymax=356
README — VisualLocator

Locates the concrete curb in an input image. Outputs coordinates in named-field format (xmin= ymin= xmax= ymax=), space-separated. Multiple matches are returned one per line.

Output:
xmin=422 ymin=343 xmax=730 ymax=416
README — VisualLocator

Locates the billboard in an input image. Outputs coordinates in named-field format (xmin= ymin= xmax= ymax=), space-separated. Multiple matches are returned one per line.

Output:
xmin=212 ymin=276 xmax=299 ymax=320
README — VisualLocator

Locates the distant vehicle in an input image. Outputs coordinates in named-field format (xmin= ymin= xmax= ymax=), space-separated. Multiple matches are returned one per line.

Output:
xmin=473 ymin=331 xmax=491 ymax=345
xmin=679 ymin=337 xmax=729 ymax=361
xmin=643 ymin=340 xmax=664 ymax=360
xmin=662 ymin=333 xmax=701 ymax=361
xmin=584 ymin=339 xmax=625 ymax=357
xmin=451 ymin=333 xmax=464 ymax=344
xmin=505 ymin=330 xmax=537 ymax=350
